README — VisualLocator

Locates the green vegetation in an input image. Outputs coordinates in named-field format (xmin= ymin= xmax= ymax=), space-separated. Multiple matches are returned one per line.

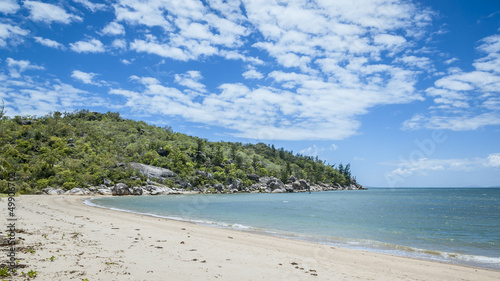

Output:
xmin=0 ymin=109 xmax=356 ymax=193
xmin=0 ymin=267 xmax=9 ymax=277
xmin=27 ymin=269 xmax=37 ymax=278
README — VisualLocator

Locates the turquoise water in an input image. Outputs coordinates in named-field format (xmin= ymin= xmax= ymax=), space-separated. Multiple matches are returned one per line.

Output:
xmin=88 ymin=188 xmax=500 ymax=270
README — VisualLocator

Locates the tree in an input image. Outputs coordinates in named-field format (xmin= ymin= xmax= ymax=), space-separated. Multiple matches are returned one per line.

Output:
xmin=213 ymin=144 xmax=224 ymax=167
xmin=338 ymin=163 xmax=344 ymax=175
xmin=230 ymin=143 xmax=237 ymax=160
xmin=343 ymin=163 xmax=352 ymax=184
xmin=0 ymin=158 xmax=10 ymax=178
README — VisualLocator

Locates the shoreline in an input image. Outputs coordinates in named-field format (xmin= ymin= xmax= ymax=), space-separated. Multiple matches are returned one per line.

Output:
xmin=2 ymin=195 xmax=500 ymax=280
xmin=85 ymin=195 xmax=500 ymax=272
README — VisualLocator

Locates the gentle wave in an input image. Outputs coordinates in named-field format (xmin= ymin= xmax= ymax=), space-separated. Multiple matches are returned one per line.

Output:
xmin=85 ymin=197 xmax=500 ymax=271
xmin=87 ymin=188 xmax=500 ymax=271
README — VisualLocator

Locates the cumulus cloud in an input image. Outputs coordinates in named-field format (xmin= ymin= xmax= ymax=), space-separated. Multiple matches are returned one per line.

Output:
xmin=73 ymin=0 xmax=107 ymax=12
xmin=389 ymin=154 xmax=500 ymax=177
xmin=6 ymin=58 xmax=44 ymax=78
xmin=102 ymin=22 xmax=125 ymax=36
xmin=70 ymin=38 xmax=105 ymax=53
xmin=404 ymin=33 xmax=500 ymax=131
xmin=0 ymin=71 xmax=104 ymax=117
xmin=109 ymin=0 xmax=436 ymax=140
xmin=0 ymin=22 xmax=29 ymax=47
xmin=242 ymin=68 xmax=264 ymax=80
xmin=34 ymin=37 xmax=65 ymax=49
xmin=24 ymin=1 xmax=82 ymax=24
xmin=0 ymin=0 xmax=20 ymax=14
xmin=71 ymin=70 xmax=103 ymax=86
xmin=174 ymin=71 xmax=206 ymax=93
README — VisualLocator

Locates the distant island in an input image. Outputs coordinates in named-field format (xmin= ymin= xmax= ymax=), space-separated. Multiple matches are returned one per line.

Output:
xmin=0 ymin=109 xmax=365 ymax=195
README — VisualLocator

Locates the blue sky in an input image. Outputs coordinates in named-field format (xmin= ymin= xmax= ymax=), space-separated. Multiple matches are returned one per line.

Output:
xmin=1 ymin=0 xmax=499 ymax=187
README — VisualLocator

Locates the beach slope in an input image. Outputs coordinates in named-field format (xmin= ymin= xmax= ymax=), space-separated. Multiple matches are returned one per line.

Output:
xmin=2 ymin=195 xmax=499 ymax=280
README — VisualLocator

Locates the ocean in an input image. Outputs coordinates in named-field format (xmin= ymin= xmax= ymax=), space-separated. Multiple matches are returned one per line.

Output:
xmin=87 ymin=188 xmax=500 ymax=270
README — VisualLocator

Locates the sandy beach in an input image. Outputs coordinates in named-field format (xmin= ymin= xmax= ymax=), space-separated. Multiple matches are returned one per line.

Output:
xmin=1 ymin=195 xmax=499 ymax=280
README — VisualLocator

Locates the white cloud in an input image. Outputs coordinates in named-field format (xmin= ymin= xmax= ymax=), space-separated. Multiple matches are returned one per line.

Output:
xmin=0 ymin=22 xmax=29 ymax=47
xmin=110 ymin=0 xmax=438 ymax=140
xmin=121 ymin=59 xmax=132 ymax=65
xmin=102 ymin=22 xmax=125 ymax=36
xmin=73 ymin=0 xmax=107 ymax=12
xmin=174 ymin=71 xmax=206 ymax=93
xmin=6 ymin=58 xmax=44 ymax=78
xmin=242 ymin=68 xmax=264 ymax=80
xmin=405 ymin=33 xmax=500 ymax=131
xmin=396 ymin=56 xmax=433 ymax=71
xmin=0 ymin=0 xmax=20 ymax=14
xmin=33 ymin=37 xmax=65 ymax=49
xmin=71 ymin=70 xmax=101 ymax=85
xmin=70 ymin=38 xmax=105 ymax=53
xmin=111 ymin=39 xmax=127 ymax=49
xmin=300 ymin=145 xmax=322 ymax=157
xmin=389 ymin=154 xmax=500 ymax=177
xmin=444 ymin=58 xmax=458 ymax=65
xmin=486 ymin=153 xmax=500 ymax=168
xmin=330 ymin=144 xmax=338 ymax=151
xmin=24 ymin=1 xmax=82 ymax=24
xmin=0 ymin=72 xmax=105 ymax=117
xmin=403 ymin=113 xmax=500 ymax=131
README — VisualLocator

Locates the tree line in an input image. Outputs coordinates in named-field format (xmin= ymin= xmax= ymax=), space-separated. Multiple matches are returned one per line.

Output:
xmin=0 ymin=109 xmax=355 ymax=193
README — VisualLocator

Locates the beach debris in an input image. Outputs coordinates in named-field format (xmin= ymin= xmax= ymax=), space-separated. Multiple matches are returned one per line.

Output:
xmin=180 ymin=241 xmax=185 ymax=244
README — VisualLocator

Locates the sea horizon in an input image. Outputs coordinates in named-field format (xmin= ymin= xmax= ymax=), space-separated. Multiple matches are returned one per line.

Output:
xmin=87 ymin=188 xmax=500 ymax=271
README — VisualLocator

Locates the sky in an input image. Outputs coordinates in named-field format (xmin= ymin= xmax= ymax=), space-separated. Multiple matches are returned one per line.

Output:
xmin=0 ymin=0 xmax=499 ymax=187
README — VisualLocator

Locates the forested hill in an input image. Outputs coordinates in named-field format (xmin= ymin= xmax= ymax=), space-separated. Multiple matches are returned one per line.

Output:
xmin=0 ymin=110 xmax=364 ymax=194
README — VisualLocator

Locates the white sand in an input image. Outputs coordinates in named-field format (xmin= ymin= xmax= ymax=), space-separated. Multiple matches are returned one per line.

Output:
xmin=1 ymin=195 xmax=499 ymax=280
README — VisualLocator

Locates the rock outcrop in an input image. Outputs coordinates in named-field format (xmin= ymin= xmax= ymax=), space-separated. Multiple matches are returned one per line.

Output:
xmin=129 ymin=162 xmax=177 ymax=180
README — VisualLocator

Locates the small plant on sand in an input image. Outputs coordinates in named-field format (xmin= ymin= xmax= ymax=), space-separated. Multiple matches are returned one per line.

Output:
xmin=27 ymin=269 xmax=37 ymax=278
xmin=49 ymin=255 xmax=55 ymax=262
xmin=26 ymin=248 xmax=36 ymax=254
xmin=0 ymin=267 xmax=9 ymax=277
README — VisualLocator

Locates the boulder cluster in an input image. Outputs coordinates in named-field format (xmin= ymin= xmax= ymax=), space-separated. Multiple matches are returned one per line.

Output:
xmin=41 ymin=163 xmax=366 ymax=196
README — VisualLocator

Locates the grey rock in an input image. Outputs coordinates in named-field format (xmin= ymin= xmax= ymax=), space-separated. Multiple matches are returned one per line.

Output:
xmin=266 ymin=177 xmax=284 ymax=191
xmin=288 ymin=175 xmax=297 ymax=183
xmin=112 ymin=183 xmax=131 ymax=195
xmin=213 ymin=183 xmax=225 ymax=191
xmin=228 ymin=179 xmax=242 ymax=190
xmin=175 ymin=180 xmax=192 ymax=189
xmin=130 ymin=162 xmax=177 ymax=180
xmin=103 ymin=178 xmax=112 ymax=186
xmin=43 ymin=188 xmax=64 ymax=195
xmin=68 ymin=188 xmax=84 ymax=195
xmin=132 ymin=186 xmax=143 ymax=195
xmin=143 ymin=184 xmax=176 ymax=195
xmin=247 ymin=173 xmax=259 ymax=181
xmin=97 ymin=189 xmax=112 ymax=195
xmin=299 ymin=180 xmax=310 ymax=190
xmin=292 ymin=181 xmax=301 ymax=190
